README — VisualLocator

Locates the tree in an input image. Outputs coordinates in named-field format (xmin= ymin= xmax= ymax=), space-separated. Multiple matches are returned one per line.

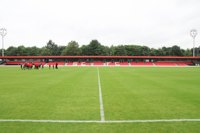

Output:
xmin=150 ymin=48 xmax=157 ymax=56
xmin=16 ymin=45 xmax=27 ymax=56
xmin=171 ymin=45 xmax=183 ymax=56
xmin=87 ymin=40 xmax=104 ymax=55
xmin=109 ymin=45 xmax=114 ymax=55
xmin=57 ymin=46 xmax=66 ymax=55
xmin=196 ymin=47 xmax=200 ymax=56
xmin=40 ymin=47 xmax=51 ymax=56
xmin=61 ymin=41 xmax=81 ymax=55
xmin=45 ymin=40 xmax=59 ymax=55
xmin=113 ymin=45 xmax=127 ymax=55
xmin=3 ymin=40 xmax=195 ymax=56
xmin=26 ymin=46 xmax=40 ymax=56
xmin=101 ymin=45 xmax=110 ymax=56
xmin=183 ymin=49 xmax=190 ymax=56
xmin=124 ymin=45 xmax=135 ymax=56
xmin=141 ymin=46 xmax=150 ymax=56
xmin=124 ymin=45 xmax=144 ymax=56
xmin=80 ymin=45 xmax=90 ymax=55
xmin=161 ymin=47 xmax=167 ymax=56
xmin=5 ymin=46 xmax=18 ymax=56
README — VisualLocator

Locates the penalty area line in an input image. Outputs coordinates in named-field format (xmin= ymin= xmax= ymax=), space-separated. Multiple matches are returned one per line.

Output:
xmin=0 ymin=119 xmax=200 ymax=123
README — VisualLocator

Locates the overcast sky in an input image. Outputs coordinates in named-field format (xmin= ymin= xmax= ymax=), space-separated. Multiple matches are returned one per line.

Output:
xmin=0 ymin=0 xmax=200 ymax=49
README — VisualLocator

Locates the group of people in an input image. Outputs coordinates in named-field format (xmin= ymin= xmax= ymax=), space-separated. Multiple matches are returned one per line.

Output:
xmin=48 ymin=63 xmax=58 ymax=69
xmin=20 ymin=62 xmax=58 ymax=70
xmin=20 ymin=62 xmax=43 ymax=70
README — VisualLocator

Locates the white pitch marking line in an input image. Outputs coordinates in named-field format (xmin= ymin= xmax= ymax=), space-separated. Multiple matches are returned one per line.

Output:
xmin=0 ymin=119 xmax=100 ymax=123
xmin=97 ymin=67 xmax=105 ymax=121
xmin=0 ymin=119 xmax=200 ymax=123
xmin=105 ymin=119 xmax=200 ymax=123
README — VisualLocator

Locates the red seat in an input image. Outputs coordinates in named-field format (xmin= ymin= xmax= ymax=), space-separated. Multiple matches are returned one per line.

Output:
xmin=119 ymin=62 xmax=129 ymax=66
xmin=130 ymin=62 xmax=154 ymax=66
xmin=66 ymin=62 xmax=73 ymax=66
xmin=107 ymin=62 xmax=115 ymax=66
xmin=93 ymin=61 xmax=104 ymax=65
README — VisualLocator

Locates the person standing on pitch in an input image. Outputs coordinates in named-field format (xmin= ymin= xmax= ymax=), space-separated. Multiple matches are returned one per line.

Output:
xmin=42 ymin=63 xmax=44 ymax=69
xmin=20 ymin=63 xmax=23 ymax=70
xmin=55 ymin=62 xmax=58 ymax=69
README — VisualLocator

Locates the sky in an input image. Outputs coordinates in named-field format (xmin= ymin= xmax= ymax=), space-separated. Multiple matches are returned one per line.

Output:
xmin=0 ymin=0 xmax=200 ymax=49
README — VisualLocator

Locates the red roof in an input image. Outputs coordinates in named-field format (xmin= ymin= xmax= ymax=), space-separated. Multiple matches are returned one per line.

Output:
xmin=0 ymin=56 xmax=200 ymax=59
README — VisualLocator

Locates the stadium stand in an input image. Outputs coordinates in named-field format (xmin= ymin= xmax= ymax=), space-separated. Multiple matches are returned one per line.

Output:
xmin=5 ymin=61 xmax=46 ymax=65
xmin=1 ymin=56 xmax=199 ymax=66
xmin=107 ymin=62 xmax=115 ymax=66
xmin=5 ymin=61 xmax=24 ymax=65
xmin=77 ymin=62 xmax=82 ymax=66
xmin=154 ymin=61 xmax=193 ymax=66
xmin=119 ymin=62 xmax=129 ymax=66
xmin=33 ymin=62 xmax=46 ymax=65
xmin=176 ymin=61 xmax=193 ymax=66
xmin=66 ymin=62 xmax=73 ymax=66
xmin=154 ymin=61 xmax=177 ymax=66
xmin=47 ymin=62 xmax=65 ymax=65
xmin=82 ymin=62 xmax=91 ymax=66
xmin=54 ymin=62 xmax=65 ymax=65
xmin=93 ymin=61 xmax=104 ymax=66
xmin=130 ymin=62 xmax=154 ymax=66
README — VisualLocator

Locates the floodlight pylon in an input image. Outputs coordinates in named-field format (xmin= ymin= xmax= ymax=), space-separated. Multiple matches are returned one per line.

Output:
xmin=190 ymin=29 xmax=198 ymax=57
xmin=0 ymin=28 xmax=7 ymax=57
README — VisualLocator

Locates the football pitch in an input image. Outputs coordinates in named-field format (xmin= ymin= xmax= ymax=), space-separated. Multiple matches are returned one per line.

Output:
xmin=0 ymin=66 xmax=200 ymax=132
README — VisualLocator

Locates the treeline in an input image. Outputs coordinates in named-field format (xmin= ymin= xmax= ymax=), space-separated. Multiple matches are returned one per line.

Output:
xmin=1 ymin=40 xmax=199 ymax=56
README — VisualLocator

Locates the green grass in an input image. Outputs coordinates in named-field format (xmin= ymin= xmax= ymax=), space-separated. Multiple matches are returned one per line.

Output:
xmin=0 ymin=66 xmax=200 ymax=132
xmin=0 ymin=67 xmax=100 ymax=120
xmin=0 ymin=122 xmax=200 ymax=133
xmin=100 ymin=67 xmax=200 ymax=120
